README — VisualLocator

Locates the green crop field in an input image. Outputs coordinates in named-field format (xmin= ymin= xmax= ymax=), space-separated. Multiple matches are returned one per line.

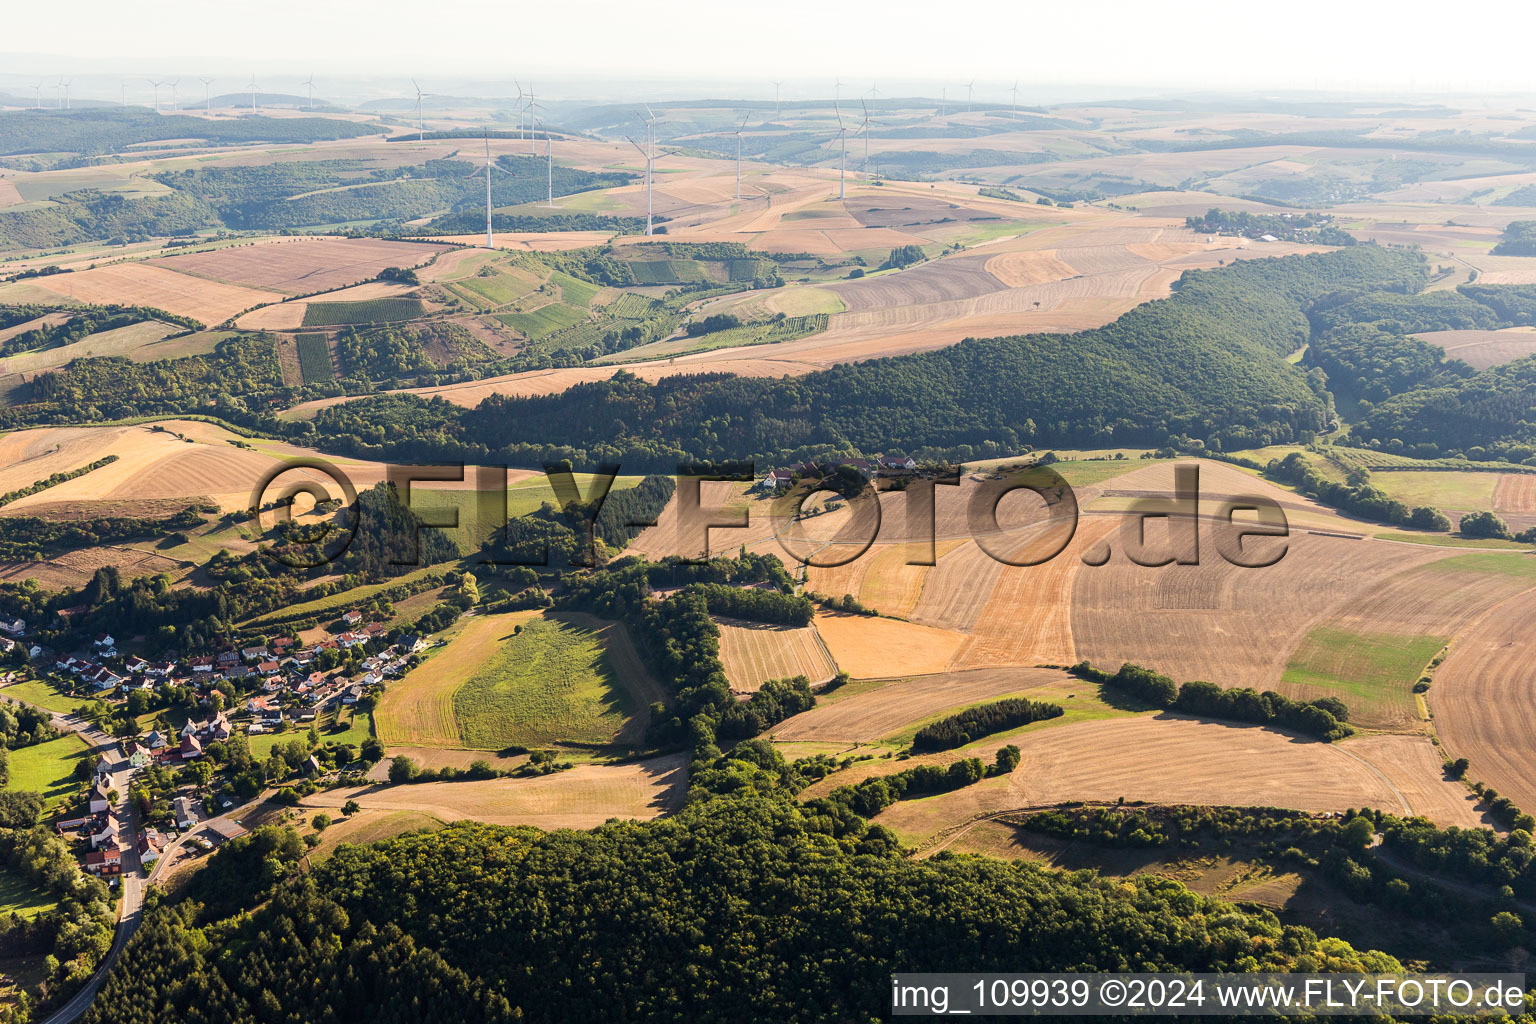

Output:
xmin=601 ymin=313 xmax=828 ymax=364
xmin=1281 ymin=625 xmax=1445 ymax=721
xmin=630 ymin=259 xmax=706 ymax=285
xmin=452 ymin=615 xmax=637 ymax=748
xmin=238 ymin=564 xmax=448 ymax=630
xmin=496 ymin=302 xmax=589 ymax=340
xmin=2 ymin=681 xmax=85 ymax=715
xmin=0 ymin=870 xmax=55 ymax=920
xmin=550 ymin=270 xmax=599 ymax=308
xmin=247 ymin=709 xmax=373 ymax=760
xmin=1372 ymin=470 xmax=1499 ymax=510
xmin=453 ymin=266 xmax=544 ymax=308
xmin=604 ymin=293 xmax=664 ymax=319
xmin=3 ymin=733 xmax=89 ymax=809
xmin=295 ymin=333 xmax=334 ymax=382
xmin=728 ymin=258 xmax=765 ymax=282
xmin=1424 ymin=551 xmax=1536 ymax=578
xmin=303 ymin=298 xmax=425 ymax=326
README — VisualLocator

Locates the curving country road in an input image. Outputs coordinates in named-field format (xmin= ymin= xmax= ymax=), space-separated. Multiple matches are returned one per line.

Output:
xmin=2 ymin=694 xmax=148 ymax=1024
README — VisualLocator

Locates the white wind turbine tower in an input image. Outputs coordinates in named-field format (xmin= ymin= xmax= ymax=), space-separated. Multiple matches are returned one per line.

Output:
xmin=713 ymin=111 xmax=750 ymax=200
xmin=201 ymin=77 xmax=215 ymax=111
xmin=247 ymin=74 xmax=259 ymax=111
xmin=833 ymin=102 xmax=850 ymax=200
xmin=147 ymin=79 xmax=164 ymax=112
xmin=939 ymin=86 xmax=946 ymax=117
xmin=770 ymin=80 xmax=783 ymax=117
xmin=523 ymin=97 xmax=553 ymax=206
xmin=411 ymin=79 xmax=424 ymax=140
xmin=834 ymin=77 xmax=844 ymax=103
xmin=513 ymin=80 xmax=526 ymax=142
xmin=1009 ymin=80 xmax=1021 ymax=119
xmin=470 ymin=130 xmax=499 ymax=248
xmin=62 ymin=79 xmax=72 ymax=110
xmin=168 ymin=80 xmax=180 ymax=112
xmin=966 ymin=79 xmax=974 ymax=112
xmin=857 ymin=100 xmax=886 ymax=181
xmin=32 ymin=81 xmax=42 ymax=109
xmin=302 ymin=74 xmax=316 ymax=110
xmin=523 ymin=85 xmax=538 ymax=155
xmin=625 ymin=106 xmax=658 ymax=236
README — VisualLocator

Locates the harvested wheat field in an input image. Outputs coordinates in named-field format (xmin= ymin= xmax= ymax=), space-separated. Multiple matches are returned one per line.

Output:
xmin=951 ymin=516 xmax=1118 ymax=669
xmin=716 ymin=618 xmax=837 ymax=692
xmin=299 ymin=754 xmax=688 ymax=829
xmin=814 ymin=611 xmax=967 ymax=678
xmin=1495 ymin=473 xmax=1536 ymax=516
xmin=0 ymin=546 xmax=186 ymax=589
xmin=1413 ymin=328 xmax=1536 ymax=370
xmin=0 ymin=262 xmax=282 ymax=324
xmin=1430 ymin=587 xmax=1536 ymax=815
xmin=150 ymin=237 xmax=448 ymax=294
xmin=856 ymin=716 xmax=1484 ymax=844
xmin=1277 ymin=552 xmax=1536 ymax=729
xmin=772 ymin=666 xmax=1072 ymax=743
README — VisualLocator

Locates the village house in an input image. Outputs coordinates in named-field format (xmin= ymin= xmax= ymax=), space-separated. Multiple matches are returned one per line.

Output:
xmin=241 ymin=645 xmax=269 ymax=662
xmin=0 ymin=617 xmax=24 ymax=636
xmin=179 ymin=732 xmax=203 ymax=760
xmin=173 ymin=796 xmax=198 ymax=830
xmin=84 ymin=844 xmax=122 ymax=876
xmin=91 ymin=814 xmax=121 ymax=849
xmin=342 ymin=610 xmax=362 ymax=627
xmin=89 ymin=780 xmax=114 ymax=814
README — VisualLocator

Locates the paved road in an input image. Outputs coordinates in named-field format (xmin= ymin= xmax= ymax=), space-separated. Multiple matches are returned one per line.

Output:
xmin=1 ymin=691 xmax=149 ymax=1024
xmin=39 ymin=873 xmax=142 ymax=1024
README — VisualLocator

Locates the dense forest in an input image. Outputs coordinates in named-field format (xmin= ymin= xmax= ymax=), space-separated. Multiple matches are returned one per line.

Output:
xmin=310 ymin=246 xmax=1427 ymax=469
xmin=0 ymin=108 xmax=376 ymax=159
xmin=0 ymin=154 xmax=633 ymax=249
xmin=84 ymin=779 xmax=1407 ymax=1023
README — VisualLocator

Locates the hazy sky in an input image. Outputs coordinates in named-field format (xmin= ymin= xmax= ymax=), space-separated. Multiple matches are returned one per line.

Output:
xmin=4 ymin=0 xmax=1534 ymax=97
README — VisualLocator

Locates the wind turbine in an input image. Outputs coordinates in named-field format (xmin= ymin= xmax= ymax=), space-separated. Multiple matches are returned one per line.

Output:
xmin=31 ymin=81 xmax=42 ymax=109
xmin=966 ymin=79 xmax=974 ymax=112
xmin=513 ymin=79 xmax=525 ymax=142
xmin=523 ymin=84 xmax=538 ymax=155
xmin=714 ymin=111 xmax=750 ymax=200
xmin=302 ymin=73 xmax=316 ymax=110
xmin=833 ymin=102 xmax=849 ymax=200
xmin=411 ymin=79 xmax=424 ymax=140
xmin=867 ymin=81 xmax=881 ymax=105
xmin=55 ymin=78 xmax=67 ymax=110
xmin=201 ymin=77 xmax=215 ymax=111
xmin=1009 ymin=79 xmax=1021 ymax=118
xmin=626 ymin=105 xmax=658 ymax=235
xmin=62 ymin=79 xmax=72 ymax=110
xmin=834 ymin=77 xmax=844 ymax=103
xmin=168 ymin=79 xmax=180 ymax=112
xmin=470 ymin=130 xmax=498 ymax=248
xmin=940 ymin=86 xmax=946 ymax=118
xmin=770 ymin=80 xmax=783 ymax=117
xmin=543 ymin=115 xmax=557 ymax=208
xmin=247 ymin=74 xmax=259 ymax=111
xmin=147 ymin=78 xmax=164 ymax=112
xmin=857 ymin=100 xmax=886 ymax=181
